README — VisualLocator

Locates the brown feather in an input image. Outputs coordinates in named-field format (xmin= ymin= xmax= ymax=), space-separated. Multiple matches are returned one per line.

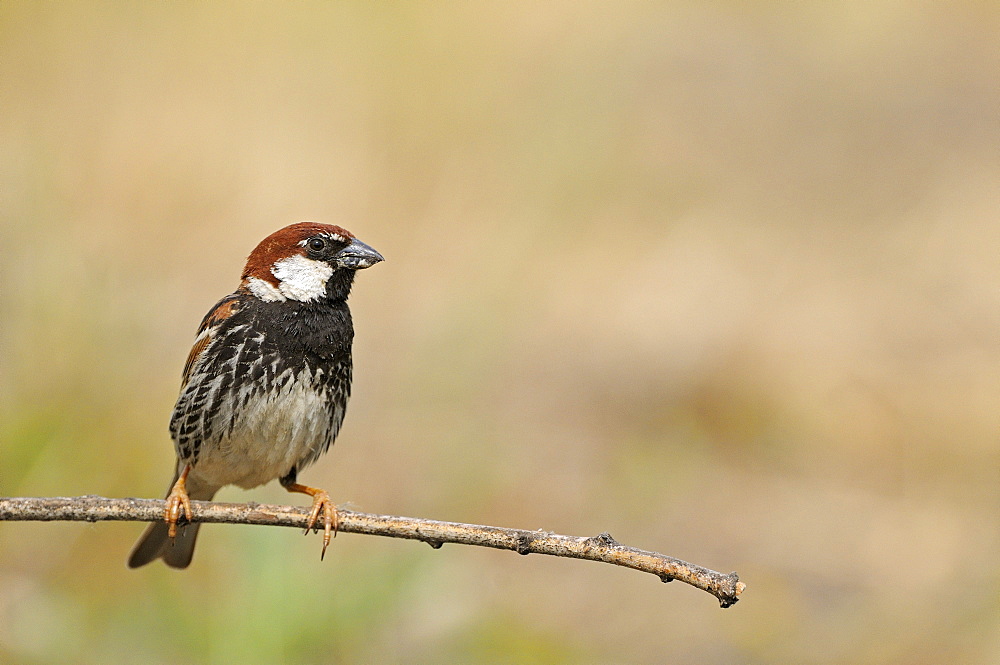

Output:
xmin=181 ymin=295 xmax=241 ymax=386
xmin=240 ymin=222 xmax=355 ymax=287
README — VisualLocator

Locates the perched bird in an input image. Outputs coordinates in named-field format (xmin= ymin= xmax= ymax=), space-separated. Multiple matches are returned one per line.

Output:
xmin=128 ymin=222 xmax=383 ymax=568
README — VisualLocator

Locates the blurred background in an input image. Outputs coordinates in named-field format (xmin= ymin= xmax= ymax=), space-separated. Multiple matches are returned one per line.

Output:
xmin=2 ymin=2 xmax=999 ymax=663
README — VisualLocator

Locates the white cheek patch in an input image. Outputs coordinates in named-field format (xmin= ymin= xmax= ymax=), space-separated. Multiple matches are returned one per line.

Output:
xmin=272 ymin=254 xmax=334 ymax=302
xmin=246 ymin=276 xmax=286 ymax=302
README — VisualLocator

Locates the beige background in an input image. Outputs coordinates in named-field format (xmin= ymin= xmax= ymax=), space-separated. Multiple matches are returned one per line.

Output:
xmin=2 ymin=3 xmax=999 ymax=663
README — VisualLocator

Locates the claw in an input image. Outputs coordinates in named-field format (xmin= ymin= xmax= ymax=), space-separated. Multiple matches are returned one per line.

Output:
xmin=282 ymin=481 xmax=339 ymax=560
xmin=165 ymin=465 xmax=193 ymax=539
xmin=303 ymin=490 xmax=339 ymax=560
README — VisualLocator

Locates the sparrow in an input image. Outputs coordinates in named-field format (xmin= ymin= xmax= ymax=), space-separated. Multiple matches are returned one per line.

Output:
xmin=128 ymin=222 xmax=383 ymax=568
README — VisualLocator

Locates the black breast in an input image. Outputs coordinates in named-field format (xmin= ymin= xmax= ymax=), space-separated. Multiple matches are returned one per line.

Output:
xmin=172 ymin=295 xmax=355 ymax=465
xmin=248 ymin=297 xmax=355 ymax=368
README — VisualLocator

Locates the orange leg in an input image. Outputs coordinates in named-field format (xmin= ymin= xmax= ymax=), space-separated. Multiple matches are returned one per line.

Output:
xmin=280 ymin=480 xmax=338 ymax=560
xmin=164 ymin=464 xmax=193 ymax=539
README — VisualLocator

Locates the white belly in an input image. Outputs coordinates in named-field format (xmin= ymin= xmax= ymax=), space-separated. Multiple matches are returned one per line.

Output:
xmin=191 ymin=370 xmax=342 ymax=490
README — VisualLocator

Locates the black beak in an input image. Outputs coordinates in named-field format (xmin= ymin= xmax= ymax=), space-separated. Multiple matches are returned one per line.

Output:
xmin=335 ymin=238 xmax=384 ymax=270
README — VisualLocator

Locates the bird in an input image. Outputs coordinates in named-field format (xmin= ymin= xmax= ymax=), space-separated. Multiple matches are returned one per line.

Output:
xmin=128 ymin=222 xmax=383 ymax=568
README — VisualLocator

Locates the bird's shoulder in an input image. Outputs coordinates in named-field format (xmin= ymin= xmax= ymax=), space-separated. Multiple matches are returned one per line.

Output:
xmin=181 ymin=293 xmax=245 ymax=386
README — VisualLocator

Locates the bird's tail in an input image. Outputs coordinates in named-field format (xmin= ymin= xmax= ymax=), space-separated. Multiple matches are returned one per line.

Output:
xmin=127 ymin=470 xmax=217 ymax=569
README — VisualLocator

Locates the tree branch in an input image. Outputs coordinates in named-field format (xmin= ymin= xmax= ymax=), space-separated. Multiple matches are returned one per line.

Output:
xmin=0 ymin=495 xmax=744 ymax=607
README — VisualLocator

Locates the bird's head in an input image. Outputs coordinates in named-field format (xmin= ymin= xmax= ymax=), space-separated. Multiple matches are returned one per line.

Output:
xmin=240 ymin=222 xmax=384 ymax=303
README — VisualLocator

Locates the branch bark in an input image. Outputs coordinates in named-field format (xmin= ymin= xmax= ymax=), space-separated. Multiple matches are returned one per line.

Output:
xmin=0 ymin=495 xmax=744 ymax=607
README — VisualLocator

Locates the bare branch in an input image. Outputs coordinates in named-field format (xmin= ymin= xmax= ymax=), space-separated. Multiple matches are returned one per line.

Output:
xmin=0 ymin=495 xmax=745 ymax=607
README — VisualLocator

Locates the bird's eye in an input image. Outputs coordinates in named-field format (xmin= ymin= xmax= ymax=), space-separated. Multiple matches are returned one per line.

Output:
xmin=307 ymin=237 xmax=327 ymax=252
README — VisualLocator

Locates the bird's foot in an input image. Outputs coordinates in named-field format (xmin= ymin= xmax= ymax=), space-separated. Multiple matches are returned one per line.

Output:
xmin=164 ymin=465 xmax=193 ymax=539
xmin=303 ymin=489 xmax=339 ymax=560
xmin=281 ymin=478 xmax=340 ymax=560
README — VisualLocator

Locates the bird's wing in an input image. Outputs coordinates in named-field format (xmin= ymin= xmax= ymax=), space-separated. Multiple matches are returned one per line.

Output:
xmin=181 ymin=293 xmax=243 ymax=389
xmin=171 ymin=293 xmax=246 ymax=464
